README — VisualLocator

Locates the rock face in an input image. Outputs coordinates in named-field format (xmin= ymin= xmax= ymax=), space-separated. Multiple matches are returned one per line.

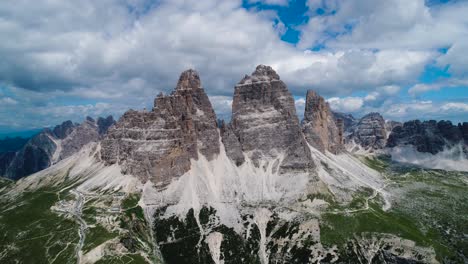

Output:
xmin=302 ymin=90 xmax=343 ymax=154
xmin=461 ymin=122 xmax=468 ymax=143
xmin=226 ymin=65 xmax=315 ymax=173
xmin=97 ymin=116 xmax=116 ymax=135
xmin=333 ymin=112 xmax=357 ymax=133
xmin=53 ymin=120 xmax=76 ymax=139
xmin=101 ymin=69 xmax=220 ymax=184
xmin=350 ymin=113 xmax=387 ymax=150
xmin=385 ymin=120 xmax=402 ymax=137
xmin=4 ymin=131 xmax=57 ymax=180
xmin=219 ymin=120 xmax=244 ymax=166
xmin=387 ymin=120 xmax=467 ymax=154
xmin=1 ymin=117 xmax=114 ymax=180
xmin=59 ymin=118 xmax=99 ymax=160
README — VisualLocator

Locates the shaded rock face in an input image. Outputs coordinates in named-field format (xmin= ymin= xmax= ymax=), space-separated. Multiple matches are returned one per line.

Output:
xmin=302 ymin=90 xmax=343 ymax=154
xmin=0 ymin=151 xmax=16 ymax=176
xmin=387 ymin=120 xmax=467 ymax=154
xmin=351 ymin=113 xmax=387 ymax=150
xmin=219 ymin=121 xmax=244 ymax=166
xmin=52 ymin=120 xmax=76 ymax=139
xmin=332 ymin=112 xmax=357 ymax=133
xmin=226 ymin=65 xmax=315 ymax=173
xmin=1 ymin=117 xmax=114 ymax=180
xmin=97 ymin=115 xmax=116 ymax=135
xmin=385 ymin=121 xmax=402 ymax=138
xmin=4 ymin=132 xmax=57 ymax=180
xmin=101 ymin=69 xmax=220 ymax=184
xmin=461 ymin=122 xmax=468 ymax=143
xmin=59 ymin=118 xmax=100 ymax=160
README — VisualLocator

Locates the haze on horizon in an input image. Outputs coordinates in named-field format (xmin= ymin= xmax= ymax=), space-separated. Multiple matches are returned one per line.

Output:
xmin=0 ymin=0 xmax=467 ymax=134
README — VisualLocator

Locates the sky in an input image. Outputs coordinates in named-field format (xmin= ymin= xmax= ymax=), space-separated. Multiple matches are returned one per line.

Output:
xmin=0 ymin=0 xmax=467 ymax=133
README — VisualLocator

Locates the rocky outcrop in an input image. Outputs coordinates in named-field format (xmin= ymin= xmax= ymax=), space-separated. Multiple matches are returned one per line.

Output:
xmin=302 ymin=90 xmax=343 ymax=154
xmin=53 ymin=120 xmax=76 ymax=139
xmin=219 ymin=120 xmax=244 ymax=166
xmin=227 ymin=65 xmax=315 ymax=173
xmin=97 ymin=116 xmax=115 ymax=135
xmin=101 ymin=69 xmax=220 ymax=184
xmin=350 ymin=113 xmax=387 ymax=150
xmin=385 ymin=121 xmax=402 ymax=138
xmin=387 ymin=120 xmax=467 ymax=154
xmin=59 ymin=118 xmax=99 ymax=160
xmin=461 ymin=122 xmax=468 ymax=143
xmin=1 ymin=117 xmax=114 ymax=180
xmin=0 ymin=151 xmax=18 ymax=177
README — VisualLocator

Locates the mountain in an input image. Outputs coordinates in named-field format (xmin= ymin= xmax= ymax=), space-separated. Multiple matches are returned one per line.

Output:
xmin=227 ymin=65 xmax=316 ymax=176
xmin=0 ymin=136 xmax=29 ymax=153
xmin=332 ymin=111 xmax=357 ymax=133
xmin=302 ymin=90 xmax=344 ymax=154
xmin=101 ymin=69 xmax=219 ymax=184
xmin=347 ymin=112 xmax=387 ymax=151
xmin=343 ymin=112 xmax=468 ymax=170
xmin=387 ymin=120 xmax=468 ymax=154
xmin=0 ymin=116 xmax=115 ymax=180
xmin=0 ymin=66 xmax=467 ymax=264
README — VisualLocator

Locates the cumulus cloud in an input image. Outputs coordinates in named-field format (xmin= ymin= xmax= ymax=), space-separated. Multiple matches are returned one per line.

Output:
xmin=0 ymin=0 xmax=466 ymax=130
xmin=301 ymin=0 xmax=468 ymax=51
xmin=408 ymin=83 xmax=440 ymax=96
xmin=0 ymin=97 xmax=18 ymax=105
xmin=327 ymin=97 xmax=364 ymax=112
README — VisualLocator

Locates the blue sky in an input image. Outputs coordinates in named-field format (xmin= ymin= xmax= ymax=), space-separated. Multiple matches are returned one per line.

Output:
xmin=0 ymin=0 xmax=467 ymax=134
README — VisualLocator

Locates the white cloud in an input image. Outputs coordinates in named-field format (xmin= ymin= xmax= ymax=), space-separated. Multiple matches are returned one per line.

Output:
xmin=294 ymin=98 xmax=306 ymax=118
xmin=408 ymin=83 xmax=440 ymax=96
xmin=248 ymin=0 xmax=289 ymax=6
xmin=437 ymin=41 xmax=468 ymax=78
xmin=441 ymin=102 xmax=468 ymax=112
xmin=0 ymin=97 xmax=18 ymax=105
xmin=0 ymin=0 xmax=466 ymax=130
xmin=327 ymin=97 xmax=364 ymax=112
xmin=302 ymin=0 xmax=468 ymax=51
xmin=209 ymin=95 xmax=233 ymax=121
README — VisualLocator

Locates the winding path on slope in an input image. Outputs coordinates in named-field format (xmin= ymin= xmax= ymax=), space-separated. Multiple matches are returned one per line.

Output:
xmin=69 ymin=189 xmax=87 ymax=264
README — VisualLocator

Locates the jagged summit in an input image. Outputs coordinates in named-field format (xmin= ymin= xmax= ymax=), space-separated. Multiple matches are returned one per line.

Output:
xmin=237 ymin=64 xmax=280 ymax=85
xmin=227 ymin=65 xmax=317 ymax=176
xmin=102 ymin=68 xmax=219 ymax=184
xmin=302 ymin=90 xmax=344 ymax=154
xmin=1 ymin=116 xmax=115 ymax=180
xmin=349 ymin=112 xmax=387 ymax=150
xmin=175 ymin=69 xmax=202 ymax=90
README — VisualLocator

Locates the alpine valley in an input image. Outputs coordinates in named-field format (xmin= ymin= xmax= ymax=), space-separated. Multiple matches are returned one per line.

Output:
xmin=0 ymin=66 xmax=467 ymax=264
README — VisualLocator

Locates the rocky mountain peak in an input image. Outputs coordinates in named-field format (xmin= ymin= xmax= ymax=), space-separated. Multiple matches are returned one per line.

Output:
xmin=97 ymin=115 xmax=115 ymax=135
xmin=351 ymin=112 xmax=387 ymax=150
xmin=302 ymin=90 xmax=343 ymax=154
xmin=237 ymin=64 xmax=280 ymax=85
xmin=387 ymin=119 xmax=467 ymax=154
xmin=52 ymin=120 xmax=76 ymax=139
xmin=226 ymin=65 xmax=316 ymax=175
xmin=252 ymin=64 xmax=280 ymax=79
xmin=101 ymin=69 xmax=219 ymax=184
xmin=85 ymin=116 xmax=95 ymax=123
xmin=175 ymin=69 xmax=201 ymax=90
